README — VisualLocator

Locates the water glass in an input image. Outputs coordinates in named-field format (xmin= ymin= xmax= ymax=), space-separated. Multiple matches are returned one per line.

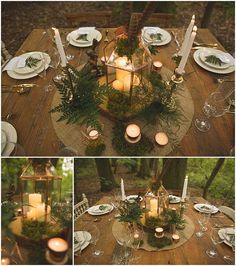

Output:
xmin=206 ymin=227 xmax=224 ymax=258
xmin=196 ymin=212 xmax=211 ymax=237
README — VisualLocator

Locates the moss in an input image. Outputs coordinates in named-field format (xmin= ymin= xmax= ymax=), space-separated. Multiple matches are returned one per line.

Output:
xmin=85 ymin=139 xmax=106 ymax=156
xmin=112 ymin=122 xmax=154 ymax=156
xmin=147 ymin=233 xmax=172 ymax=248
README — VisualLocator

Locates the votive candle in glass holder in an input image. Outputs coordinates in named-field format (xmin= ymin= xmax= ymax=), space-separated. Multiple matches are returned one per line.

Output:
xmin=1 ymin=258 xmax=10 ymax=265
xmin=172 ymin=234 xmax=180 ymax=243
xmin=155 ymin=227 xmax=164 ymax=238
xmin=126 ymin=124 xmax=140 ymax=138
xmin=155 ymin=132 xmax=168 ymax=146
xmin=153 ymin=61 xmax=163 ymax=71
xmin=48 ymin=237 xmax=68 ymax=262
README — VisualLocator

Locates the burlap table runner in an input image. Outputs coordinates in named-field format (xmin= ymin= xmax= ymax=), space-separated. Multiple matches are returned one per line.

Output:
xmin=51 ymin=67 xmax=194 ymax=155
xmin=112 ymin=215 xmax=195 ymax=252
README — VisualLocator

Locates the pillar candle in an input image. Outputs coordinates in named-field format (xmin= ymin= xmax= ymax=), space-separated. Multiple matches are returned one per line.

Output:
xmin=29 ymin=193 xmax=42 ymax=207
xmin=181 ymin=176 xmax=188 ymax=201
xmin=52 ymin=27 xmax=67 ymax=67
xmin=176 ymin=26 xmax=197 ymax=75
xmin=123 ymin=74 xmax=140 ymax=91
xmin=178 ymin=15 xmax=195 ymax=56
xmin=150 ymin=198 xmax=158 ymax=217
xmin=115 ymin=57 xmax=130 ymax=81
xmin=27 ymin=208 xmax=36 ymax=220
xmin=112 ymin=80 xmax=124 ymax=90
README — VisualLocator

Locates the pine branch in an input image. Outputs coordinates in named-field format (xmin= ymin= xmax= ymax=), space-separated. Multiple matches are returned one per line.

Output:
xmin=137 ymin=2 xmax=156 ymax=33
xmin=122 ymin=2 xmax=133 ymax=31
xmin=128 ymin=13 xmax=139 ymax=43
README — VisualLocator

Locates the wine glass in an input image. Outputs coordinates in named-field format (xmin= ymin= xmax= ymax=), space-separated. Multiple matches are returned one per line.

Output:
xmin=206 ymin=227 xmax=224 ymax=258
xmin=129 ymin=227 xmax=143 ymax=263
xmin=172 ymin=27 xmax=185 ymax=54
xmin=86 ymin=224 xmax=104 ymax=257
xmin=195 ymin=212 xmax=211 ymax=238
xmin=60 ymin=32 xmax=74 ymax=61
xmin=195 ymin=91 xmax=232 ymax=132
xmin=223 ymin=234 xmax=235 ymax=264
xmin=195 ymin=81 xmax=234 ymax=132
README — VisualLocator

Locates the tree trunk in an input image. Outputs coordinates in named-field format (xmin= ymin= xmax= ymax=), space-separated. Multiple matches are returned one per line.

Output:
xmin=95 ymin=159 xmax=116 ymax=192
xmin=137 ymin=158 xmax=151 ymax=179
xmin=74 ymin=159 xmax=81 ymax=203
xmin=203 ymin=158 xmax=225 ymax=199
xmin=161 ymin=158 xmax=188 ymax=190
xmin=201 ymin=2 xmax=215 ymax=28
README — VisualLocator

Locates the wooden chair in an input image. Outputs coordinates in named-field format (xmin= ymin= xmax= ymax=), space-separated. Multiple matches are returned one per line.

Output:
xmin=74 ymin=193 xmax=89 ymax=221
xmin=65 ymin=11 xmax=112 ymax=28
xmin=1 ymin=41 xmax=12 ymax=66
xmin=218 ymin=206 xmax=235 ymax=221
xmin=133 ymin=12 xmax=174 ymax=28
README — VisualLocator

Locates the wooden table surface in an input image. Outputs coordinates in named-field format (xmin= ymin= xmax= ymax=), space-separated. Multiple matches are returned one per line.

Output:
xmin=1 ymin=28 xmax=234 ymax=156
xmin=74 ymin=196 xmax=234 ymax=265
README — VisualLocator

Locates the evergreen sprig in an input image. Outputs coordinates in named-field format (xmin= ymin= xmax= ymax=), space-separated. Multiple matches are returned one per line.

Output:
xmin=205 ymin=55 xmax=223 ymax=66
xmin=117 ymin=200 xmax=145 ymax=223
xmin=50 ymin=64 xmax=109 ymax=132
xmin=116 ymin=37 xmax=139 ymax=60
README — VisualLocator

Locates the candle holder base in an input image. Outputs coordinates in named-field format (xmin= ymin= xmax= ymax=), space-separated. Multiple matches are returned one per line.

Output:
xmin=45 ymin=249 xmax=68 ymax=265
xmin=171 ymin=74 xmax=184 ymax=84
xmin=124 ymin=132 xmax=141 ymax=144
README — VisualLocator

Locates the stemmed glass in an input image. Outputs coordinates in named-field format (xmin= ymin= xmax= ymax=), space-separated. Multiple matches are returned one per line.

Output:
xmin=172 ymin=27 xmax=185 ymax=54
xmin=74 ymin=231 xmax=89 ymax=265
xmin=223 ymin=234 xmax=235 ymax=264
xmin=86 ymin=224 xmax=104 ymax=257
xmin=60 ymin=32 xmax=74 ymax=61
xmin=129 ymin=227 xmax=144 ymax=263
xmin=206 ymin=227 xmax=224 ymax=258
xmin=195 ymin=82 xmax=234 ymax=132
xmin=196 ymin=212 xmax=211 ymax=238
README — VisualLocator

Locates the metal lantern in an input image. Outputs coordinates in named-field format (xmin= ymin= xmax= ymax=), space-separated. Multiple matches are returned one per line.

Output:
xmin=103 ymin=35 xmax=153 ymax=105
xmin=156 ymin=182 xmax=169 ymax=215
xmin=19 ymin=159 xmax=62 ymax=222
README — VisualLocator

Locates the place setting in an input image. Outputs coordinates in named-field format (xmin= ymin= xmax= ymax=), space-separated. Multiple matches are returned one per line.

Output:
xmin=142 ymin=27 xmax=172 ymax=46
xmin=66 ymin=27 xmax=102 ymax=48
xmin=193 ymin=47 xmax=235 ymax=74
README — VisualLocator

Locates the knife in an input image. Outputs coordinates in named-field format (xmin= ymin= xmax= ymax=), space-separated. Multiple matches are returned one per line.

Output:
xmin=2 ymin=83 xmax=38 ymax=88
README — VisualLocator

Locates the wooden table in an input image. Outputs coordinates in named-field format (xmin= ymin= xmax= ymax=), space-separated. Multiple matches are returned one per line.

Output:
xmin=2 ymin=28 xmax=234 ymax=156
xmin=74 ymin=196 xmax=234 ymax=265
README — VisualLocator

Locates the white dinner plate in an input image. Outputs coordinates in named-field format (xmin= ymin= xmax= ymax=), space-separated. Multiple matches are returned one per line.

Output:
xmin=1 ymin=130 xmax=7 ymax=153
xmin=13 ymin=52 xmax=43 ymax=74
xmin=143 ymin=27 xmax=167 ymax=43
xmin=87 ymin=204 xmax=113 ymax=215
xmin=1 ymin=121 xmax=17 ymax=156
xmin=194 ymin=203 xmax=219 ymax=214
xmin=142 ymin=27 xmax=171 ymax=46
xmin=169 ymin=195 xmax=181 ymax=204
xmin=7 ymin=52 xmax=51 ymax=80
xmin=74 ymin=231 xmax=91 ymax=252
xmin=126 ymin=195 xmax=143 ymax=203
xmin=67 ymin=29 xmax=102 ymax=47
xmin=218 ymin=228 xmax=235 ymax=247
xmin=199 ymin=48 xmax=233 ymax=70
xmin=193 ymin=48 xmax=235 ymax=74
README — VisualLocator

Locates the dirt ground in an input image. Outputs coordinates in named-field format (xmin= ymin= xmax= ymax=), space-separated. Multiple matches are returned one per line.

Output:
xmin=2 ymin=1 xmax=235 ymax=55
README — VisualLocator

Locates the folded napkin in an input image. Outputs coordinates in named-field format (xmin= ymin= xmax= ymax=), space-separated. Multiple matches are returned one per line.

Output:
xmin=76 ymin=27 xmax=95 ymax=34
xmin=217 ymin=53 xmax=235 ymax=65
xmin=3 ymin=56 xmax=26 ymax=71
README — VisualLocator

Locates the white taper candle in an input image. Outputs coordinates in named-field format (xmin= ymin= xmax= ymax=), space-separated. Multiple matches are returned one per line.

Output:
xmin=181 ymin=176 xmax=189 ymax=201
xmin=121 ymin=178 xmax=126 ymax=201
xmin=176 ymin=26 xmax=197 ymax=75
xmin=52 ymin=27 xmax=67 ymax=67
xmin=178 ymin=15 xmax=195 ymax=56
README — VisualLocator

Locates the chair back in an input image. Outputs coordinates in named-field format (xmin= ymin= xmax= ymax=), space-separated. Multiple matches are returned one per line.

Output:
xmin=218 ymin=206 xmax=235 ymax=221
xmin=133 ymin=12 xmax=174 ymax=28
xmin=66 ymin=11 xmax=112 ymax=28
xmin=74 ymin=193 xmax=89 ymax=221
xmin=1 ymin=41 xmax=12 ymax=66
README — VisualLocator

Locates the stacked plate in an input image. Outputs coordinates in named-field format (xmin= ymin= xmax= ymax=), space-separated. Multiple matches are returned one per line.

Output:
xmin=67 ymin=27 xmax=102 ymax=47
xmin=194 ymin=203 xmax=219 ymax=214
xmin=218 ymin=228 xmax=235 ymax=247
xmin=6 ymin=51 xmax=51 ymax=79
xmin=1 ymin=121 xmax=17 ymax=156
xmin=87 ymin=204 xmax=113 ymax=215
xmin=169 ymin=195 xmax=181 ymax=204
xmin=126 ymin=195 xmax=143 ymax=203
xmin=142 ymin=27 xmax=171 ymax=46
xmin=74 ymin=231 xmax=91 ymax=252
xmin=193 ymin=48 xmax=235 ymax=74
